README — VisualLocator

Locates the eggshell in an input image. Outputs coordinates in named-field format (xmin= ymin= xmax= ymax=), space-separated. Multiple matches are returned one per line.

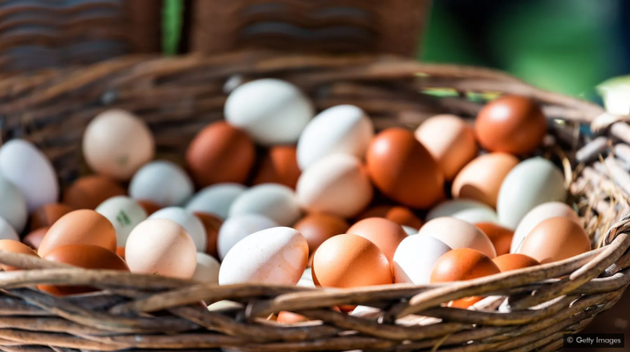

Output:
xmin=38 ymin=210 xmax=117 ymax=257
xmin=95 ymin=196 xmax=148 ymax=247
xmin=296 ymin=105 xmax=374 ymax=170
xmin=0 ymin=176 xmax=27 ymax=233
xmin=253 ymin=146 xmax=301 ymax=189
xmin=29 ymin=203 xmax=73 ymax=231
xmin=357 ymin=205 xmax=422 ymax=229
xmin=116 ymin=247 xmax=125 ymax=258
xmin=186 ymin=121 xmax=255 ymax=187
xmin=0 ymin=217 xmax=18 ymax=241
xmin=366 ymin=128 xmax=444 ymax=209
xmin=497 ymin=157 xmax=566 ymax=229
xmin=217 ymin=214 xmax=278 ymax=260
xmin=129 ymin=160 xmax=194 ymax=207
xmin=23 ymin=227 xmax=48 ymax=249
xmin=63 ymin=175 xmax=126 ymax=210
xmin=225 ymin=79 xmax=314 ymax=145
xmin=219 ymin=227 xmax=308 ymax=285
xmin=475 ymin=222 xmax=514 ymax=256
xmin=452 ymin=153 xmax=519 ymax=208
xmin=393 ymin=235 xmax=451 ymax=284
xmin=0 ymin=240 xmax=38 ymax=271
xmin=347 ymin=218 xmax=407 ymax=262
xmin=229 ymin=184 xmax=301 ymax=226
xmin=296 ymin=154 xmax=373 ymax=218
xmin=402 ymin=226 xmax=418 ymax=235
xmin=277 ymin=311 xmax=308 ymax=324
xmin=493 ymin=254 xmax=540 ymax=272
xmin=511 ymin=202 xmax=579 ymax=253
xmin=517 ymin=216 xmax=590 ymax=264
xmin=39 ymin=244 xmax=129 ymax=295
xmin=82 ymin=109 xmax=154 ymax=180
xmin=193 ymin=252 xmax=220 ymax=283
xmin=312 ymin=234 xmax=392 ymax=288
xmin=125 ymin=219 xmax=197 ymax=279
xmin=149 ymin=207 xmax=207 ymax=253
xmin=415 ymin=114 xmax=477 ymax=180
xmin=137 ymin=200 xmax=161 ymax=215
xmin=0 ymin=140 xmax=58 ymax=211
xmin=194 ymin=212 xmax=222 ymax=258
xmin=185 ymin=183 xmax=246 ymax=220
xmin=298 ymin=267 xmax=315 ymax=288
xmin=427 ymin=199 xmax=499 ymax=224
xmin=419 ymin=217 xmax=496 ymax=258
xmin=293 ymin=213 xmax=349 ymax=256
xmin=475 ymin=95 xmax=547 ymax=155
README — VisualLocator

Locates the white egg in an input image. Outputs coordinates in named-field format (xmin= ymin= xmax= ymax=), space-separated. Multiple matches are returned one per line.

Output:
xmin=229 ymin=184 xmax=301 ymax=226
xmin=0 ymin=217 xmax=19 ymax=241
xmin=96 ymin=196 xmax=147 ymax=247
xmin=217 ymin=214 xmax=277 ymax=260
xmin=129 ymin=160 xmax=194 ymax=207
xmin=219 ymin=227 xmax=308 ymax=285
xmin=511 ymin=202 xmax=580 ymax=253
xmin=401 ymin=226 xmax=418 ymax=235
xmin=193 ymin=252 xmax=221 ymax=283
xmin=426 ymin=199 xmax=498 ymax=224
xmin=185 ymin=183 xmax=246 ymax=219
xmin=497 ymin=157 xmax=566 ymax=229
xmin=149 ymin=207 xmax=207 ymax=252
xmin=298 ymin=267 xmax=315 ymax=288
xmin=0 ymin=175 xmax=27 ymax=233
xmin=296 ymin=105 xmax=374 ymax=170
xmin=225 ymin=79 xmax=314 ymax=145
xmin=0 ymin=140 xmax=58 ymax=211
xmin=393 ymin=235 xmax=452 ymax=284
xmin=350 ymin=305 xmax=381 ymax=318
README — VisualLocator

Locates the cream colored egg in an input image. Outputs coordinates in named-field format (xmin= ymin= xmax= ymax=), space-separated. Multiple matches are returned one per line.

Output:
xmin=193 ymin=252 xmax=220 ymax=283
xmin=427 ymin=199 xmax=498 ymax=224
xmin=229 ymin=184 xmax=301 ymax=226
xmin=96 ymin=196 xmax=147 ymax=247
xmin=393 ymin=235 xmax=451 ymax=284
xmin=0 ymin=217 xmax=19 ymax=241
xmin=511 ymin=202 xmax=580 ymax=253
xmin=185 ymin=183 xmax=246 ymax=219
xmin=149 ymin=207 xmax=207 ymax=252
xmin=419 ymin=217 xmax=496 ymax=258
xmin=129 ymin=161 xmax=194 ymax=207
xmin=217 ymin=214 xmax=278 ymax=260
xmin=0 ymin=175 xmax=27 ymax=233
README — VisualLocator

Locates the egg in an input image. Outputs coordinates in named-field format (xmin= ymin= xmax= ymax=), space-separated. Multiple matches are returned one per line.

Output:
xmin=95 ymin=196 xmax=148 ymax=247
xmin=452 ymin=153 xmax=519 ymax=208
xmin=293 ymin=213 xmax=349 ymax=256
xmin=475 ymin=222 xmax=514 ymax=256
xmin=186 ymin=121 xmax=255 ymax=187
xmin=0 ymin=217 xmax=18 ymax=241
xmin=218 ymin=227 xmax=308 ymax=285
xmin=497 ymin=157 xmax=566 ymax=229
xmin=229 ymin=184 xmax=301 ymax=226
xmin=517 ymin=216 xmax=590 ymax=264
xmin=193 ymin=252 xmax=221 ymax=283
xmin=82 ymin=109 xmax=154 ymax=180
xmin=116 ymin=247 xmax=125 ymax=258
xmin=347 ymin=218 xmax=407 ymax=262
xmin=63 ymin=175 xmax=126 ymax=210
xmin=475 ymin=95 xmax=547 ymax=155
xmin=357 ymin=205 xmax=422 ymax=229
xmin=39 ymin=244 xmax=129 ymax=295
xmin=402 ymin=226 xmax=418 ymax=235
xmin=419 ymin=217 xmax=496 ymax=258
xmin=493 ymin=254 xmax=540 ymax=272
xmin=137 ymin=200 xmax=161 ymax=216
xmin=312 ymin=234 xmax=392 ymax=288
xmin=298 ymin=267 xmax=315 ymax=288
xmin=225 ymin=79 xmax=314 ymax=145
xmin=253 ymin=146 xmax=301 ymax=189
xmin=277 ymin=311 xmax=308 ymax=324
xmin=125 ymin=219 xmax=197 ymax=279
xmin=23 ymin=227 xmax=48 ymax=249
xmin=0 ymin=140 xmax=58 ymax=211
xmin=38 ymin=210 xmax=117 ymax=257
xmin=415 ymin=114 xmax=477 ymax=180
xmin=427 ymin=199 xmax=498 ymax=224
xmin=185 ymin=183 xmax=246 ymax=220
xmin=129 ymin=160 xmax=194 ymax=207
xmin=296 ymin=154 xmax=373 ymax=218
xmin=511 ymin=202 xmax=579 ymax=253
xmin=29 ymin=203 xmax=73 ymax=231
xmin=366 ymin=128 xmax=444 ymax=209
xmin=194 ymin=212 xmax=222 ymax=258
xmin=393 ymin=235 xmax=451 ymax=284
xmin=0 ymin=240 xmax=38 ymax=271
xmin=0 ymin=175 xmax=27 ymax=233
xmin=148 ymin=207 xmax=207 ymax=253
xmin=296 ymin=105 xmax=374 ymax=170
xmin=217 ymin=214 xmax=278 ymax=260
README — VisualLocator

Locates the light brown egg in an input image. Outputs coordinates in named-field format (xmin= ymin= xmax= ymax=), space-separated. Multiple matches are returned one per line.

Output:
xmin=63 ymin=175 xmax=126 ymax=210
xmin=0 ymin=240 xmax=39 ymax=271
xmin=415 ymin=114 xmax=477 ymax=180
xmin=137 ymin=199 xmax=162 ymax=215
xmin=347 ymin=217 xmax=408 ymax=262
xmin=276 ymin=311 xmax=308 ymax=324
xmin=312 ymin=234 xmax=392 ymax=288
xmin=366 ymin=128 xmax=444 ymax=209
xmin=452 ymin=153 xmax=519 ymax=208
xmin=194 ymin=212 xmax=222 ymax=258
xmin=493 ymin=254 xmax=540 ymax=272
xmin=419 ymin=217 xmax=497 ymax=258
xmin=357 ymin=205 xmax=422 ymax=229
xmin=38 ymin=210 xmax=117 ymax=257
xmin=253 ymin=146 xmax=301 ymax=189
xmin=29 ymin=203 xmax=73 ymax=231
xmin=517 ymin=216 xmax=591 ymax=263
xmin=116 ymin=247 xmax=126 ymax=259
xmin=475 ymin=222 xmax=514 ymax=256
xmin=23 ymin=227 xmax=48 ymax=250
xmin=293 ymin=213 xmax=349 ymax=256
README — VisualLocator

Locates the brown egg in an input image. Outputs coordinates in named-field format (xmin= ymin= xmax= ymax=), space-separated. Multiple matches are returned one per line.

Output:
xmin=452 ymin=153 xmax=519 ymax=208
xmin=116 ymin=247 xmax=126 ymax=259
xmin=0 ymin=240 xmax=39 ymax=271
xmin=186 ymin=121 xmax=255 ymax=187
xmin=62 ymin=176 xmax=126 ymax=209
xmin=475 ymin=95 xmax=547 ymax=155
xmin=23 ymin=227 xmax=49 ymax=250
xmin=294 ymin=213 xmax=349 ymax=256
xmin=277 ymin=311 xmax=308 ymax=324
xmin=38 ymin=210 xmax=117 ymax=257
xmin=475 ymin=222 xmax=514 ymax=256
xmin=253 ymin=146 xmax=301 ymax=189
xmin=137 ymin=200 xmax=161 ymax=215
xmin=493 ymin=254 xmax=540 ymax=272
xmin=357 ymin=205 xmax=422 ymax=229
xmin=194 ymin=212 xmax=222 ymax=258
xmin=29 ymin=203 xmax=73 ymax=230
xmin=415 ymin=114 xmax=478 ymax=180
xmin=39 ymin=244 xmax=129 ymax=296
xmin=347 ymin=217 xmax=408 ymax=262
xmin=517 ymin=216 xmax=591 ymax=263
xmin=366 ymin=128 xmax=444 ymax=209
xmin=312 ymin=234 xmax=392 ymax=288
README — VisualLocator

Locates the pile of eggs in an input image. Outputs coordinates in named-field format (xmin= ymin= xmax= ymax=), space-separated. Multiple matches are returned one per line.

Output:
xmin=0 ymin=78 xmax=591 ymax=311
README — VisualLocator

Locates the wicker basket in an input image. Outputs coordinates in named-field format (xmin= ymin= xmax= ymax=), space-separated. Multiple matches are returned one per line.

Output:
xmin=0 ymin=51 xmax=628 ymax=352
